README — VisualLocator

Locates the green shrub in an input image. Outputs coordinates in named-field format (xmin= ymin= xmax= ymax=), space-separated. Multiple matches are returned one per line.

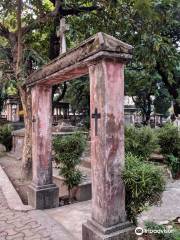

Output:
xmin=157 ymin=124 xmax=180 ymax=178
xmin=123 ymin=153 xmax=165 ymax=224
xmin=53 ymin=132 xmax=86 ymax=200
xmin=165 ymin=154 xmax=180 ymax=179
xmin=125 ymin=126 xmax=158 ymax=159
xmin=145 ymin=221 xmax=179 ymax=240
xmin=157 ymin=123 xmax=180 ymax=156
xmin=0 ymin=124 xmax=12 ymax=151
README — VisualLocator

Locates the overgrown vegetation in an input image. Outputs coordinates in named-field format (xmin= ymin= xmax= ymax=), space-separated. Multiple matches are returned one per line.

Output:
xmin=157 ymin=124 xmax=180 ymax=178
xmin=145 ymin=221 xmax=180 ymax=240
xmin=157 ymin=124 xmax=180 ymax=156
xmin=0 ymin=124 xmax=12 ymax=151
xmin=123 ymin=153 xmax=165 ymax=224
xmin=125 ymin=126 xmax=158 ymax=159
xmin=165 ymin=154 xmax=180 ymax=179
xmin=53 ymin=132 xmax=86 ymax=201
xmin=125 ymin=124 xmax=180 ymax=178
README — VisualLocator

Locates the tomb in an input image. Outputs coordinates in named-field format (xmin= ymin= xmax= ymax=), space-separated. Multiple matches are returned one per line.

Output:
xmin=26 ymin=32 xmax=135 ymax=240
xmin=53 ymin=102 xmax=70 ymax=123
xmin=3 ymin=95 xmax=21 ymax=122
xmin=11 ymin=122 xmax=83 ymax=159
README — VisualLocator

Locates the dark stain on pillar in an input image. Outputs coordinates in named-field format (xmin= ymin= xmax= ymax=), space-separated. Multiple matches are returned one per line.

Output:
xmin=106 ymin=113 xmax=123 ymax=162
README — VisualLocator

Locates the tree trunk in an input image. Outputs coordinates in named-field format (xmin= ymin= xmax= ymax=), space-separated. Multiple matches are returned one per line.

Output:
xmin=156 ymin=63 xmax=180 ymax=117
xmin=11 ymin=44 xmax=33 ymax=180
xmin=19 ymin=86 xmax=32 ymax=180
xmin=14 ymin=0 xmax=32 ymax=180
xmin=145 ymin=94 xmax=152 ymax=125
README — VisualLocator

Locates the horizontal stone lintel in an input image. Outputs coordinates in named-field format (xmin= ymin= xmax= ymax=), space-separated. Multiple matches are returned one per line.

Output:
xmin=26 ymin=32 xmax=133 ymax=87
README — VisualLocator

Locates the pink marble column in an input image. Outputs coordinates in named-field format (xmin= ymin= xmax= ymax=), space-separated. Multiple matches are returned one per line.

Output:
xmin=28 ymin=84 xmax=59 ymax=209
xmin=83 ymin=59 xmax=135 ymax=240
xmin=31 ymin=84 xmax=52 ymax=186
xmin=90 ymin=59 xmax=126 ymax=226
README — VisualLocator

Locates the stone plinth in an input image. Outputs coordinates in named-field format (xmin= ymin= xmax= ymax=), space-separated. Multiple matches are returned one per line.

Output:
xmin=28 ymin=183 xmax=59 ymax=209
xmin=83 ymin=220 xmax=136 ymax=240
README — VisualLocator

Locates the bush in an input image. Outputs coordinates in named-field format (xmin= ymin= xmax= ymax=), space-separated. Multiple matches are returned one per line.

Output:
xmin=165 ymin=154 xmax=180 ymax=179
xmin=123 ymin=153 xmax=165 ymax=224
xmin=157 ymin=124 xmax=180 ymax=178
xmin=125 ymin=126 xmax=158 ymax=159
xmin=53 ymin=132 xmax=86 ymax=200
xmin=145 ymin=222 xmax=180 ymax=240
xmin=0 ymin=124 xmax=12 ymax=151
xmin=157 ymin=123 xmax=180 ymax=156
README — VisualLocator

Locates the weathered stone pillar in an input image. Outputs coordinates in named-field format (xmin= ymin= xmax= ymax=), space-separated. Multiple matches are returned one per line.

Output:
xmin=82 ymin=59 xmax=135 ymax=239
xmin=16 ymin=103 xmax=20 ymax=122
xmin=28 ymin=84 xmax=59 ymax=209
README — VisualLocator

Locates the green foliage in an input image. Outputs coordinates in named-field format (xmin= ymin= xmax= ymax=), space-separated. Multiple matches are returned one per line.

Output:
xmin=157 ymin=123 xmax=180 ymax=156
xmin=53 ymin=132 xmax=86 ymax=199
xmin=123 ymin=154 xmax=165 ymax=223
xmin=65 ymin=76 xmax=90 ymax=117
xmin=0 ymin=85 xmax=7 ymax=114
xmin=125 ymin=126 xmax=158 ymax=158
xmin=145 ymin=221 xmax=179 ymax=240
xmin=154 ymin=86 xmax=172 ymax=116
xmin=156 ymin=124 xmax=180 ymax=178
xmin=0 ymin=124 xmax=12 ymax=151
xmin=165 ymin=154 xmax=180 ymax=179
xmin=68 ymin=0 xmax=180 ymax=116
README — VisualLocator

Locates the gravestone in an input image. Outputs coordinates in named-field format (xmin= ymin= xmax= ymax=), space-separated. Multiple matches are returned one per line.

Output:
xmin=11 ymin=122 xmax=82 ymax=159
xmin=0 ymin=144 xmax=6 ymax=153
xmin=26 ymin=33 xmax=136 ymax=239
xmin=52 ymin=121 xmax=80 ymax=133
xmin=11 ymin=128 xmax=25 ymax=159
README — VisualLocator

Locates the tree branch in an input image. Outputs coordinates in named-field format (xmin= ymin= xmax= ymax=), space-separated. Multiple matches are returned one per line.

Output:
xmin=22 ymin=0 xmax=61 ymax=35
xmin=62 ymin=5 xmax=101 ymax=16
xmin=22 ymin=1 xmax=101 ymax=35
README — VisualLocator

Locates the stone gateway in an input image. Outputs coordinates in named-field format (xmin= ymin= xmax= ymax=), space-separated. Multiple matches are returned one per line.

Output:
xmin=26 ymin=32 xmax=136 ymax=240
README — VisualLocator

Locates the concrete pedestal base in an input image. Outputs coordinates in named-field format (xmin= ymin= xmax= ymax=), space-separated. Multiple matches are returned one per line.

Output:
xmin=28 ymin=183 xmax=59 ymax=209
xmin=82 ymin=220 xmax=136 ymax=240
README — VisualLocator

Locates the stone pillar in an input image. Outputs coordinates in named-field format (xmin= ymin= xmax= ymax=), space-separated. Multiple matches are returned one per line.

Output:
xmin=82 ymin=59 xmax=136 ymax=240
xmin=16 ymin=103 xmax=20 ymax=122
xmin=7 ymin=103 xmax=12 ymax=122
xmin=28 ymin=84 xmax=59 ymax=209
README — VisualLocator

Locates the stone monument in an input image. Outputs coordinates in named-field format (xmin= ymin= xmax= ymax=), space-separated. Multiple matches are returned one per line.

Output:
xmin=26 ymin=32 xmax=136 ymax=239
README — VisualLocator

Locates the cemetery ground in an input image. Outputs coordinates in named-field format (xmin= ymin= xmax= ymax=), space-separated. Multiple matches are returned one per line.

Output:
xmin=0 ymin=32 xmax=179 ymax=240
xmin=0 ymin=0 xmax=180 ymax=239
xmin=0 ymin=153 xmax=180 ymax=240
xmin=0 ymin=124 xmax=180 ymax=240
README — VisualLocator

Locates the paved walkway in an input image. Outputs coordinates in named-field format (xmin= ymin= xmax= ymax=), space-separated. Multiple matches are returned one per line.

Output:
xmin=138 ymin=180 xmax=180 ymax=226
xmin=46 ymin=180 xmax=180 ymax=240
xmin=0 ymin=189 xmax=74 ymax=240
xmin=45 ymin=201 xmax=91 ymax=240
